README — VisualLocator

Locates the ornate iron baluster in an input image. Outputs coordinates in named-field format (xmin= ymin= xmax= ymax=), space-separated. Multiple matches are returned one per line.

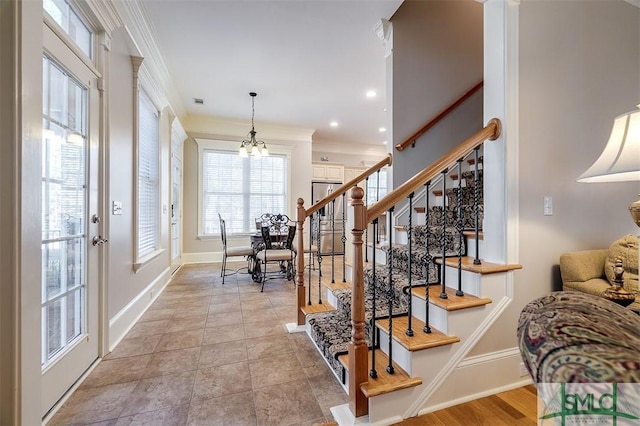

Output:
xmin=386 ymin=207 xmax=395 ymax=374
xmin=376 ymin=169 xmax=381 ymax=244
xmin=341 ymin=192 xmax=347 ymax=282
xmin=370 ymin=218 xmax=378 ymax=379
xmin=365 ymin=176 xmax=369 ymax=263
xmin=331 ymin=199 xmax=336 ymax=284
xmin=406 ymin=192 xmax=414 ymax=337
xmin=423 ymin=181 xmax=432 ymax=334
xmin=456 ymin=159 xmax=464 ymax=297
xmin=316 ymin=211 xmax=323 ymax=303
xmin=440 ymin=170 xmax=448 ymax=300
xmin=473 ymin=146 xmax=482 ymax=265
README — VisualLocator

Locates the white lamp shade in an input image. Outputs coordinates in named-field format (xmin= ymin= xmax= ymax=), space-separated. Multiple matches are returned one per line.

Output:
xmin=577 ymin=109 xmax=640 ymax=183
xmin=251 ymin=144 xmax=261 ymax=157
xmin=239 ymin=146 xmax=248 ymax=157
xmin=261 ymin=146 xmax=269 ymax=157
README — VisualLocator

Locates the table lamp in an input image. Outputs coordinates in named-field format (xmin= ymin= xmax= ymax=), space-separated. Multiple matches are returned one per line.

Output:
xmin=577 ymin=107 xmax=640 ymax=214
xmin=577 ymin=106 xmax=640 ymax=306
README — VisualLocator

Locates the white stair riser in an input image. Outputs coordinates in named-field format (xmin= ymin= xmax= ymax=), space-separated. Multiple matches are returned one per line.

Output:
xmin=377 ymin=326 xmax=413 ymax=373
xmin=465 ymin=238 xmax=483 ymax=259
xmin=409 ymin=294 xmax=449 ymax=334
xmin=440 ymin=267 xmax=482 ymax=296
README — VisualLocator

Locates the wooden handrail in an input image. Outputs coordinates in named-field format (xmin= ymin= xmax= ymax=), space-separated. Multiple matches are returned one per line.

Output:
xmin=368 ymin=118 xmax=500 ymax=221
xmin=395 ymin=81 xmax=484 ymax=152
xmin=305 ymin=153 xmax=392 ymax=217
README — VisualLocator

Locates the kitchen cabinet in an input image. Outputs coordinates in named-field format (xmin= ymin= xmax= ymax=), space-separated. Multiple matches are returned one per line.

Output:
xmin=312 ymin=163 xmax=343 ymax=182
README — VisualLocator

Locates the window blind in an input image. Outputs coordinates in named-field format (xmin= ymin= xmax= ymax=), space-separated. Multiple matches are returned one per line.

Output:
xmin=137 ymin=92 xmax=159 ymax=258
xmin=202 ymin=149 xmax=287 ymax=234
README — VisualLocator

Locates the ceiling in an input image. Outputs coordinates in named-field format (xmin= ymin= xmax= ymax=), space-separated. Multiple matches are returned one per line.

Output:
xmin=140 ymin=0 xmax=403 ymax=149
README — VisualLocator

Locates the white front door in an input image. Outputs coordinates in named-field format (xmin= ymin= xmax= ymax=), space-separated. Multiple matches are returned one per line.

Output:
xmin=41 ymin=22 xmax=100 ymax=417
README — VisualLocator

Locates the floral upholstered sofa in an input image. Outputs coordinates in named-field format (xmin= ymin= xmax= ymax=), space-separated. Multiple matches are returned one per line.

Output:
xmin=517 ymin=291 xmax=640 ymax=383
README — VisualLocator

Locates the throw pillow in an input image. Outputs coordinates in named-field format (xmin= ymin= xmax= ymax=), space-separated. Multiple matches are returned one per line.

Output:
xmin=604 ymin=234 xmax=639 ymax=293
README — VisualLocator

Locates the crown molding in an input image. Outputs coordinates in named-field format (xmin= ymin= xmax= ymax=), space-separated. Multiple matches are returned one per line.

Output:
xmin=624 ymin=0 xmax=640 ymax=7
xmin=113 ymin=0 xmax=186 ymax=118
xmin=184 ymin=115 xmax=315 ymax=144
xmin=312 ymin=140 xmax=386 ymax=157
xmin=82 ymin=0 xmax=122 ymax=33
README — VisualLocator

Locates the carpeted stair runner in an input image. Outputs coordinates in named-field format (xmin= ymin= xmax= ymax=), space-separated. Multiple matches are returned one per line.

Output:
xmin=307 ymin=176 xmax=482 ymax=381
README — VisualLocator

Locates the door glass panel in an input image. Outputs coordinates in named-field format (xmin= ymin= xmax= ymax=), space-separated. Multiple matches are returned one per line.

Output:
xmin=41 ymin=55 xmax=88 ymax=366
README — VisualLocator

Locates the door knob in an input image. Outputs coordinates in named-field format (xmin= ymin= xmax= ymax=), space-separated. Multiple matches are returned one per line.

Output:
xmin=92 ymin=236 xmax=108 ymax=246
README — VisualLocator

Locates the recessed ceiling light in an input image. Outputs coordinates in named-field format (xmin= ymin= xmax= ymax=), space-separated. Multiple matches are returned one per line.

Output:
xmin=366 ymin=90 xmax=377 ymax=98
xmin=378 ymin=127 xmax=386 ymax=132
xmin=330 ymin=121 xmax=338 ymax=127
xmin=194 ymin=98 xmax=204 ymax=105
xmin=383 ymin=108 xmax=387 ymax=112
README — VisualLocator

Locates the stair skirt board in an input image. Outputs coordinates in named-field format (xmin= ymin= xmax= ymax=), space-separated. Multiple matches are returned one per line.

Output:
xmin=365 ymin=349 xmax=530 ymax=426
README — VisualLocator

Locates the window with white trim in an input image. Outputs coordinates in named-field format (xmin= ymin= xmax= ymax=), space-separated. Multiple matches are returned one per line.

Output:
xmin=202 ymin=149 xmax=287 ymax=235
xmin=43 ymin=0 xmax=93 ymax=59
xmin=137 ymin=91 xmax=160 ymax=260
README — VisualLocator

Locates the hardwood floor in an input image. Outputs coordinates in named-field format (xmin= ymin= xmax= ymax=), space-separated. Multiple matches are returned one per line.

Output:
xmin=393 ymin=384 xmax=538 ymax=425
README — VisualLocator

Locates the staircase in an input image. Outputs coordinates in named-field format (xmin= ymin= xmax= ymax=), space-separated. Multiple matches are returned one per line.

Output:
xmin=291 ymin=119 xmax=523 ymax=425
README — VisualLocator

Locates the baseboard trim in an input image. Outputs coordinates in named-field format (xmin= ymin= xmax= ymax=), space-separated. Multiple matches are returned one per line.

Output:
xmin=182 ymin=251 xmax=221 ymax=264
xmin=331 ymin=404 xmax=371 ymax=426
xmin=414 ymin=378 xmax=533 ymax=418
xmin=108 ymin=267 xmax=171 ymax=351
xmin=285 ymin=322 xmax=305 ymax=333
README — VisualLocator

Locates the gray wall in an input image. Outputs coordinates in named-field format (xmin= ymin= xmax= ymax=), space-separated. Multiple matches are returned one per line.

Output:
xmin=391 ymin=0 xmax=484 ymax=187
xmin=472 ymin=0 xmax=639 ymax=356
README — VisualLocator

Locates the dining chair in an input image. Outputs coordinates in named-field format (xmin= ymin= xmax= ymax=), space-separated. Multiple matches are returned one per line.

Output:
xmin=219 ymin=213 xmax=255 ymax=284
xmin=255 ymin=217 xmax=296 ymax=292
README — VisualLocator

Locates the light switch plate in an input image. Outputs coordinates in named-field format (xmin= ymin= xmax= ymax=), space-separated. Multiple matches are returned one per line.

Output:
xmin=112 ymin=200 xmax=122 ymax=215
xmin=543 ymin=196 xmax=553 ymax=216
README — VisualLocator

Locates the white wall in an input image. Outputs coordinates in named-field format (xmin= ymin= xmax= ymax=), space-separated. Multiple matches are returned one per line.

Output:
xmin=472 ymin=0 xmax=639 ymax=356
xmin=106 ymin=28 xmax=173 ymax=343
xmin=391 ymin=0 xmax=484 ymax=187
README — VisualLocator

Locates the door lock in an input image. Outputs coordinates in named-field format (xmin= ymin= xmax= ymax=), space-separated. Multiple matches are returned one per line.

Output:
xmin=92 ymin=236 xmax=108 ymax=246
xmin=92 ymin=214 xmax=101 ymax=223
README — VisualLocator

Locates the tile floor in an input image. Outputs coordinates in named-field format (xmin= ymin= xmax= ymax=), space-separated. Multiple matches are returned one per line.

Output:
xmin=49 ymin=262 xmax=347 ymax=426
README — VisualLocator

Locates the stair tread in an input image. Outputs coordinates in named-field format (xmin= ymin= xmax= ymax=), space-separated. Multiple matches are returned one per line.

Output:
xmin=411 ymin=285 xmax=492 ymax=311
xmin=462 ymin=230 xmax=484 ymax=240
xmin=301 ymin=300 xmax=336 ymax=315
xmin=436 ymin=256 xmax=522 ymax=274
xmin=375 ymin=316 xmax=460 ymax=351
xmin=338 ymin=349 xmax=422 ymax=398
xmin=322 ymin=278 xmax=351 ymax=292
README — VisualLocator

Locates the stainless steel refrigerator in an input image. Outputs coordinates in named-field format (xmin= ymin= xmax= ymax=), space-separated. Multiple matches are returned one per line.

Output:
xmin=311 ymin=181 xmax=346 ymax=255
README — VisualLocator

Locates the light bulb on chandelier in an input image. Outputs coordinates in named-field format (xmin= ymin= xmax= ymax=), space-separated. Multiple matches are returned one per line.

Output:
xmin=238 ymin=92 xmax=269 ymax=158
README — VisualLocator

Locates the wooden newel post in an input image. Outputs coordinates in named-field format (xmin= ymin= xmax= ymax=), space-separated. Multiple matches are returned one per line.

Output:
xmin=348 ymin=187 xmax=368 ymax=417
xmin=296 ymin=198 xmax=306 ymax=326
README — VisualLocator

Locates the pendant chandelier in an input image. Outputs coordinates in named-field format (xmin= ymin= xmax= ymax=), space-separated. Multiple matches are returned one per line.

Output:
xmin=238 ymin=92 xmax=269 ymax=158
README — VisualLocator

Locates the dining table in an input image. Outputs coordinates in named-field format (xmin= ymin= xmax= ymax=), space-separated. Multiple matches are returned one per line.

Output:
xmin=248 ymin=230 xmax=290 ymax=282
